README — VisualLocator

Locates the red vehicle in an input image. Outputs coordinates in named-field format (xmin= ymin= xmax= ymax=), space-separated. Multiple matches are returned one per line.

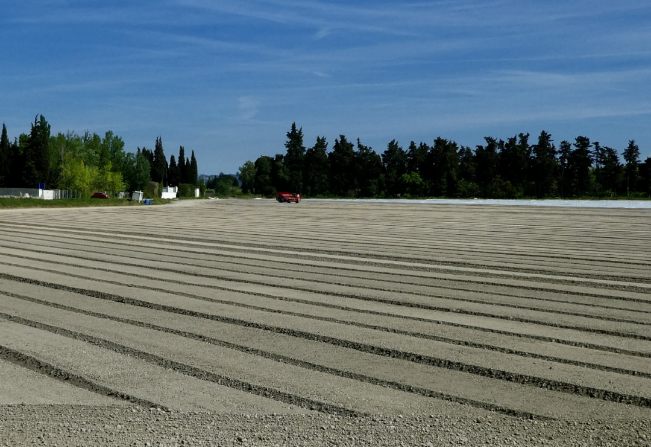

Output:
xmin=276 ymin=192 xmax=300 ymax=203
xmin=91 ymin=192 xmax=110 ymax=199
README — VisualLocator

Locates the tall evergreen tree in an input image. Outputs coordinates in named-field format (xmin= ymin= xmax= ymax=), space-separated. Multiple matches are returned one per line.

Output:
xmin=474 ymin=137 xmax=500 ymax=195
xmin=498 ymin=133 xmax=529 ymax=191
xmin=430 ymin=137 xmax=460 ymax=196
xmin=168 ymin=155 xmax=179 ymax=186
xmin=382 ymin=140 xmax=407 ymax=196
xmin=0 ymin=124 xmax=9 ymax=186
xmin=151 ymin=137 xmax=167 ymax=183
xmin=23 ymin=115 xmax=51 ymax=187
xmin=558 ymin=140 xmax=572 ymax=197
xmin=328 ymin=135 xmax=356 ymax=196
xmin=458 ymin=146 xmax=476 ymax=184
xmin=355 ymin=139 xmax=383 ymax=197
xmin=178 ymin=146 xmax=187 ymax=183
xmin=303 ymin=136 xmax=329 ymax=196
xmin=623 ymin=140 xmax=641 ymax=195
xmin=283 ymin=123 xmax=306 ymax=192
xmin=190 ymin=150 xmax=198 ymax=185
xmin=531 ymin=131 xmax=557 ymax=198
xmin=569 ymin=136 xmax=593 ymax=196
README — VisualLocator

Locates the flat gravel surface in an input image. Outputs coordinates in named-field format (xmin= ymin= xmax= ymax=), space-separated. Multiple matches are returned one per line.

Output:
xmin=1 ymin=199 xmax=650 ymax=445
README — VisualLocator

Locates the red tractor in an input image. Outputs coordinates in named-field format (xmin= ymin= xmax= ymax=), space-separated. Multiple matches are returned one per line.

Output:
xmin=276 ymin=192 xmax=301 ymax=203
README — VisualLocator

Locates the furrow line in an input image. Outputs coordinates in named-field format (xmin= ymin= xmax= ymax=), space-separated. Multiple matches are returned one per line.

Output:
xmin=0 ymin=313 xmax=362 ymax=417
xmin=6 ymin=290 xmax=651 ymax=381
xmin=5 ymin=237 xmax=649 ymax=313
xmin=2 ymin=254 xmax=649 ymax=328
xmin=0 ymin=293 xmax=551 ymax=420
xmin=1 ymin=222 xmax=649 ymax=290
xmin=1 ymin=282 xmax=649 ymax=407
xmin=0 ymin=344 xmax=164 ymax=410
xmin=3 ymin=268 xmax=651 ymax=350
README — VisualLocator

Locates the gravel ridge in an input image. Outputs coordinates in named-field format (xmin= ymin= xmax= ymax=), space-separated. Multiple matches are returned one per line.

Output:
xmin=1 ymin=405 xmax=651 ymax=447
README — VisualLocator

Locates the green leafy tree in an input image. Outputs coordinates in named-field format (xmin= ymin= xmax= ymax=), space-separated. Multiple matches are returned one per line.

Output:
xmin=123 ymin=149 xmax=151 ymax=192
xmin=58 ymin=153 xmax=93 ymax=194
xmin=623 ymin=140 xmax=641 ymax=195
xmin=328 ymin=135 xmax=356 ymax=196
xmin=303 ymin=136 xmax=329 ymax=196
xmin=82 ymin=131 xmax=102 ymax=167
xmin=271 ymin=154 xmax=289 ymax=191
xmin=103 ymin=131 xmax=125 ymax=174
xmin=238 ymin=161 xmax=256 ymax=194
xmin=254 ymin=156 xmax=275 ymax=196
xmin=284 ymin=122 xmax=305 ymax=192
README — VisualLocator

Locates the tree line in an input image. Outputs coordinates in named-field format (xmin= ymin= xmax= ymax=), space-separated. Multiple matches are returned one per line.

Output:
xmin=238 ymin=123 xmax=651 ymax=199
xmin=0 ymin=115 xmax=200 ymax=196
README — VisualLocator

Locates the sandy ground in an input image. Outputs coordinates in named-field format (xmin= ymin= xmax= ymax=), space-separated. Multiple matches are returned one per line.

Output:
xmin=0 ymin=199 xmax=650 ymax=446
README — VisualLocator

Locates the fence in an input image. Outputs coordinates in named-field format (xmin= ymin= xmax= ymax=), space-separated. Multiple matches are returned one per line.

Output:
xmin=0 ymin=188 xmax=75 ymax=200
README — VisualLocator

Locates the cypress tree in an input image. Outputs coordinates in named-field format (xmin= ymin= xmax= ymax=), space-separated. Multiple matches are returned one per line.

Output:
xmin=168 ymin=155 xmax=179 ymax=186
xmin=190 ymin=150 xmax=198 ymax=185
xmin=0 ymin=124 xmax=9 ymax=186
xmin=152 ymin=137 xmax=167 ymax=183
xmin=178 ymin=146 xmax=186 ymax=183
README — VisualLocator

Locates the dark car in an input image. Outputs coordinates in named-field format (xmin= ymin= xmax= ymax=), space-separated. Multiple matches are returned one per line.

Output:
xmin=91 ymin=192 xmax=110 ymax=199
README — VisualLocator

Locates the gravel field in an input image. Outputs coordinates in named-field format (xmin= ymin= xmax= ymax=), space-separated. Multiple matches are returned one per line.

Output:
xmin=1 ymin=199 xmax=650 ymax=446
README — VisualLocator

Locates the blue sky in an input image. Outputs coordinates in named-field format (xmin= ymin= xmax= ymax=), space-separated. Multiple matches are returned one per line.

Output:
xmin=2 ymin=0 xmax=651 ymax=174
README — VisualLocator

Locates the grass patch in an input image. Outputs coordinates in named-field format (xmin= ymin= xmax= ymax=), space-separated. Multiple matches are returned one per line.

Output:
xmin=0 ymin=198 xmax=173 ymax=209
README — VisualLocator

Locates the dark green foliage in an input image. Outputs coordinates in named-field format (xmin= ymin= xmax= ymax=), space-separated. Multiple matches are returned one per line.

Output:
xmin=23 ymin=115 xmax=51 ymax=187
xmin=568 ymin=136 xmax=593 ymax=196
xmin=382 ymin=140 xmax=407 ymax=196
xmin=178 ymin=183 xmax=195 ymax=198
xmin=254 ymin=156 xmax=274 ymax=196
xmin=474 ymin=137 xmax=500 ymax=196
xmin=189 ymin=150 xmax=198 ymax=185
xmin=329 ymin=135 xmax=356 ymax=196
xmin=355 ymin=139 xmax=383 ymax=197
xmin=0 ymin=124 xmax=9 ymax=186
xmin=531 ymin=131 xmax=557 ymax=198
xmin=168 ymin=155 xmax=179 ymax=187
xmin=303 ymin=136 xmax=329 ymax=196
xmin=640 ymin=157 xmax=651 ymax=196
xmin=429 ymin=137 xmax=459 ymax=197
xmin=207 ymin=173 xmax=238 ymax=189
xmin=271 ymin=154 xmax=289 ymax=192
xmin=151 ymin=137 xmax=167 ymax=184
xmin=623 ymin=140 xmax=641 ymax=195
xmin=238 ymin=161 xmax=256 ymax=194
xmin=498 ymin=133 xmax=529 ymax=193
xmin=284 ymin=123 xmax=305 ymax=192
xmin=124 ymin=149 xmax=151 ymax=191
xmin=178 ymin=147 xmax=187 ymax=183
